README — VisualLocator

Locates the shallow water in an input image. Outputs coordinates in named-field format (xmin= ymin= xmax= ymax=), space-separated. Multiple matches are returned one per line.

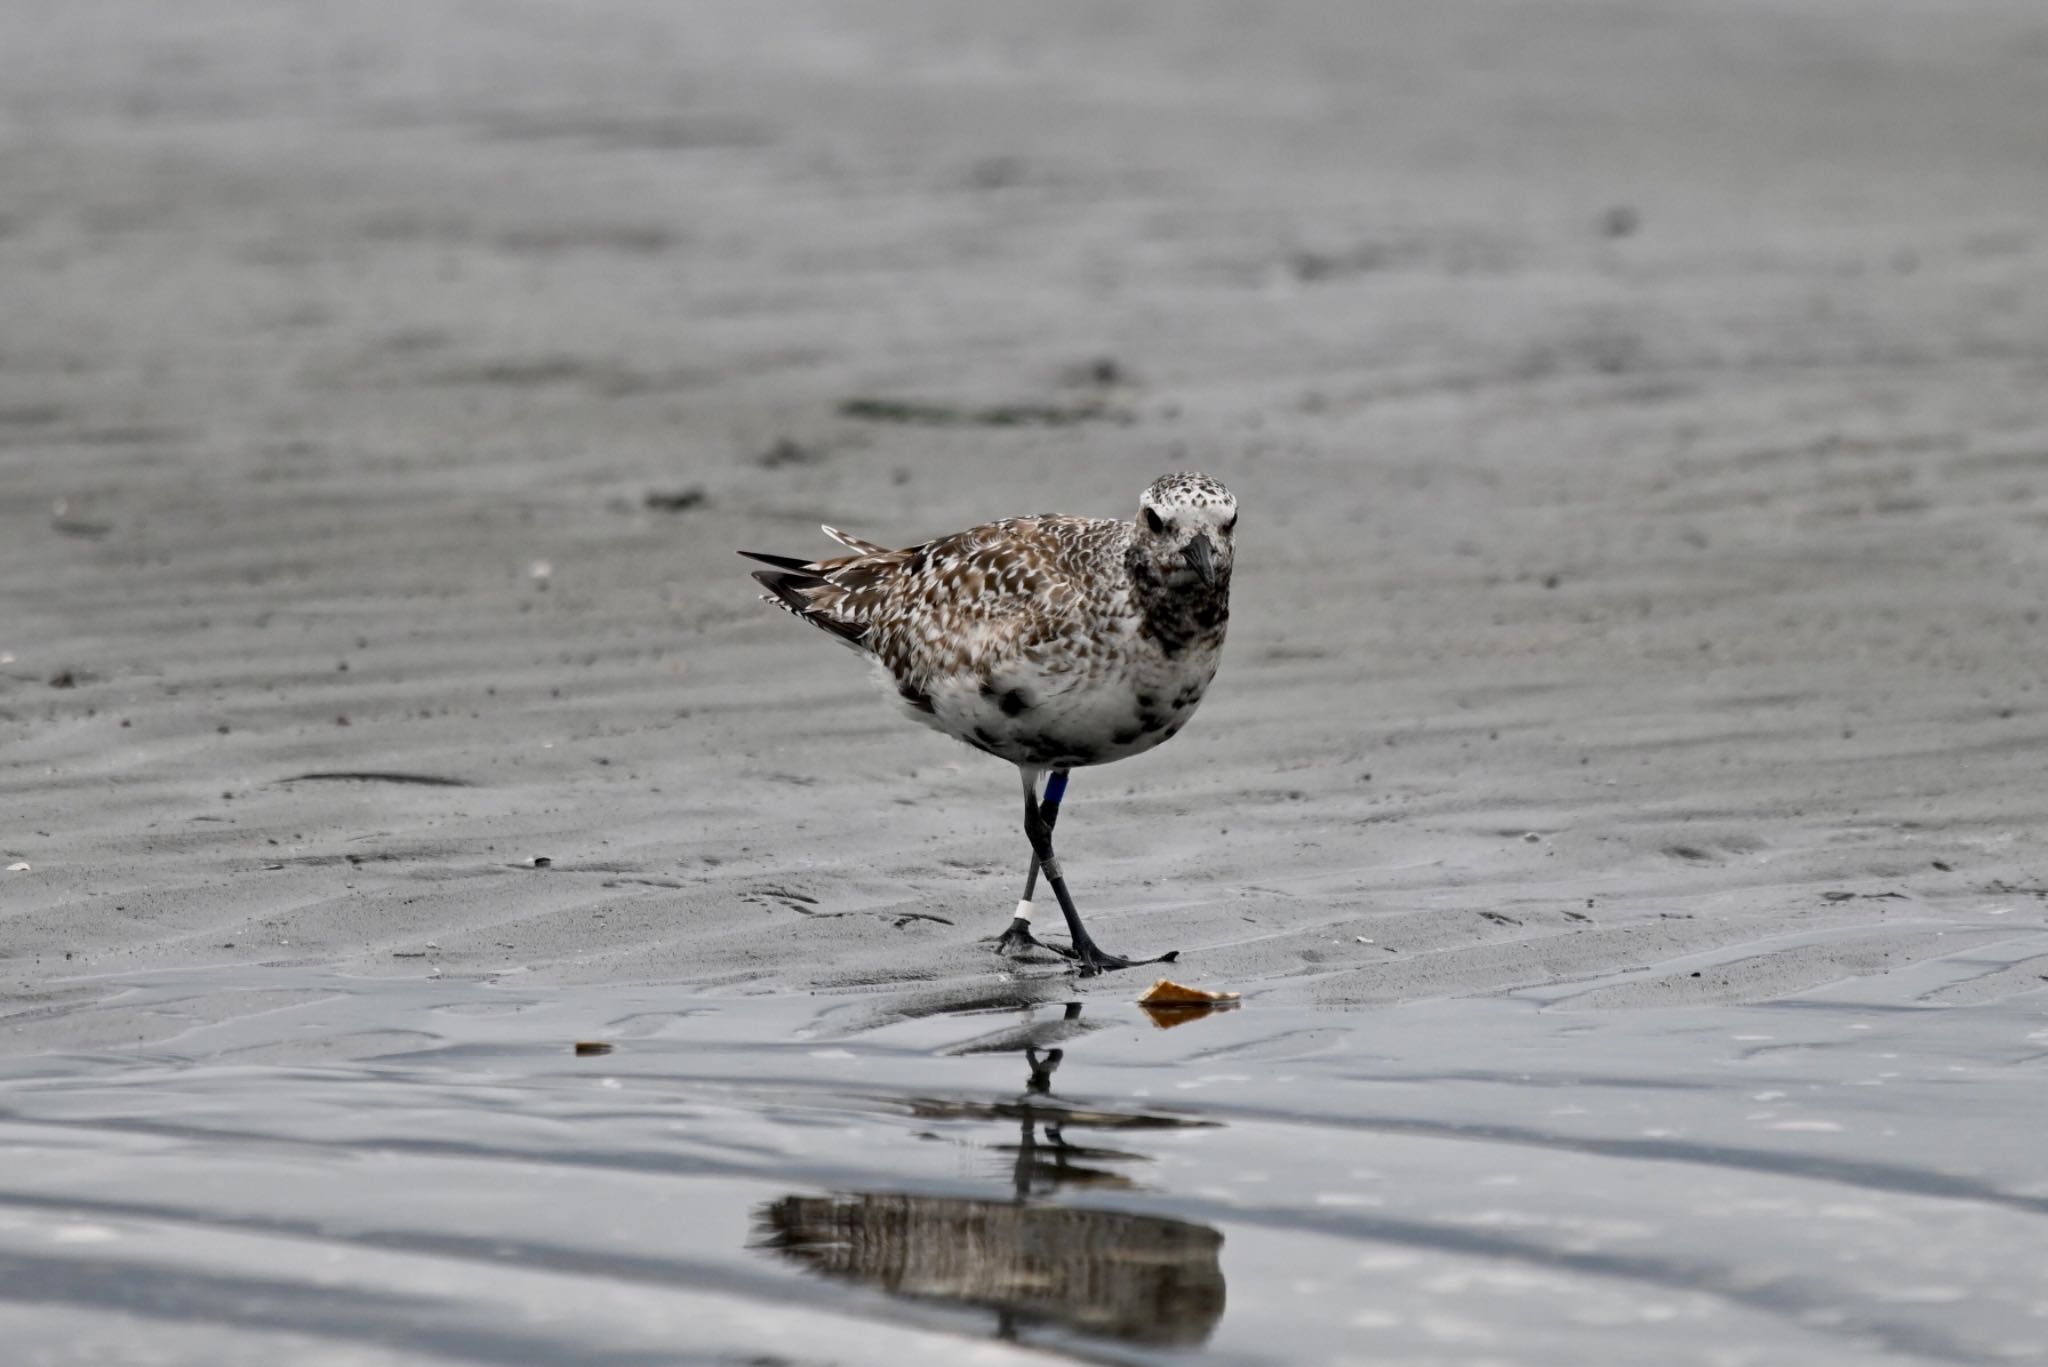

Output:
xmin=4 ymin=951 xmax=2045 ymax=1366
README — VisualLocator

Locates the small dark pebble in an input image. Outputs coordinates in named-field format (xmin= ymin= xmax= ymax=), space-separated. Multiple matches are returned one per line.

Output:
xmin=530 ymin=856 xmax=553 ymax=868
xmin=644 ymin=487 xmax=708 ymax=512
xmin=1600 ymin=205 xmax=1641 ymax=238
xmin=1932 ymin=860 xmax=1953 ymax=872
xmin=49 ymin=671 xmax=77 ymax=688
xmin=755 ymin=437 xmax=823 ymax=468
xmin=1063 ymin=356 xmax=1126 ymax=387
xmin=574 ymin=1041 xmax=614 ymax=1057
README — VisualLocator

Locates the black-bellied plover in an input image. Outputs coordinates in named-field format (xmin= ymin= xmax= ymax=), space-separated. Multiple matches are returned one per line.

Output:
xmin=741 ymin=473 xmax=1236 ymax=974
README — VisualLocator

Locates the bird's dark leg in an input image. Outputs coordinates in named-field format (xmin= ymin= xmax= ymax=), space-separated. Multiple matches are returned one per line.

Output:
xmin=997 ymin=768 xmax=1178 ymax=976
xmin=1021 ymin=779 xmax=1062 ymax=905
xmin=995 ymin=770 xmax=1070 ymax=961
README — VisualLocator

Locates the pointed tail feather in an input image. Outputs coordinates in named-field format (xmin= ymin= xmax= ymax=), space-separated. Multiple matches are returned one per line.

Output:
xmin=750 ymin=567 xmax=825 ymax=612
xmin=747 ymin=566 xmax=869 ymax=649
xmin=738 ymin=549 xmax=817 ymax=572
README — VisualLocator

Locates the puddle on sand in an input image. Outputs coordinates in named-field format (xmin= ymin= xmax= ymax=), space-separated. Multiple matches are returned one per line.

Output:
xmin=1 ymin=962 xmax=2045 ymax=1365
xmin=756 ymin=1036 xmax=1226 ymax=1349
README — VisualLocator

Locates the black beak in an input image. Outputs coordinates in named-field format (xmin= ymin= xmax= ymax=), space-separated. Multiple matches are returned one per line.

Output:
xmin=1183 ymin=533 xmax=1219 ymax=587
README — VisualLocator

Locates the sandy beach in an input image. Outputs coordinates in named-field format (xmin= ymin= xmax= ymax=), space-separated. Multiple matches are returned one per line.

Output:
xmin=3 ymin=1 xmax=2046 ymax=1361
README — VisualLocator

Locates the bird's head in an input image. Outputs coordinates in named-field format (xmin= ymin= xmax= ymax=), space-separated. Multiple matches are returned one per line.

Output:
xmin=1133 ymin=472 xmax=1237 ymax=591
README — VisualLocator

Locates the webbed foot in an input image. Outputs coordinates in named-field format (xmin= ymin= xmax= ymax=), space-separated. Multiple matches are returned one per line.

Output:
xmin=1069 ymin=941 xmax=1179 ymax=977
xmin=995 ymin=917 xmax=1074 ymax=960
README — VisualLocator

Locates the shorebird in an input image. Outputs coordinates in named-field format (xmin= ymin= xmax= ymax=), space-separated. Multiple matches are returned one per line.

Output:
xmin=740 ymin=473 xmax=1236 ymax=974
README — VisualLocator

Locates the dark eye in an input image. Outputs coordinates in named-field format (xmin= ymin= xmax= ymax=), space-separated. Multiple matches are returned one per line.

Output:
xmin=1143 ymin=507 xmax=1165 ymax=534
xmin=1221 ymin=513 xmax=1238 ymax=534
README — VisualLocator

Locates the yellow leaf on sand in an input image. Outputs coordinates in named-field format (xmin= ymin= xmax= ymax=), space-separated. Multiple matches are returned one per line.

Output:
xmin=1138 ymin=978 xmax=1241 ymax=1006
xmin=1138 ymin=978 xmax=1241 ymax=1029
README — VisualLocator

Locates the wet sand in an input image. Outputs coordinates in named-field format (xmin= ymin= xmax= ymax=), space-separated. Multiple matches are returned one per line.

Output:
xmin=3 ymin=0 xmax=2048 ymax=1361
xmin=6 ymin=967 xmax=2047 ymax=1364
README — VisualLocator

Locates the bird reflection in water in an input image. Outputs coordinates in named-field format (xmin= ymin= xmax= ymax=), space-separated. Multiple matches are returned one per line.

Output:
xmin=752 ymin=1004 xmax=1226 ymax=1347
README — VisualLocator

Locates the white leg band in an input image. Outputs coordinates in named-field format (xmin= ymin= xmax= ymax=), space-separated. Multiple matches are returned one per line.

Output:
xmin=1014 ymin=899 xmax=1034 ymax=923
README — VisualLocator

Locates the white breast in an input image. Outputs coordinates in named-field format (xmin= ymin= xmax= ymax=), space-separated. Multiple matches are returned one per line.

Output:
xmin=903 ymin=632 xmax=1220 ymax=770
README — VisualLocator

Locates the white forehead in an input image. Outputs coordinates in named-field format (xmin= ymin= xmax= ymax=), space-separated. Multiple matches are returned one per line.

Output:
xmin=1142 ymin=472 xmax=1235 ymax=512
